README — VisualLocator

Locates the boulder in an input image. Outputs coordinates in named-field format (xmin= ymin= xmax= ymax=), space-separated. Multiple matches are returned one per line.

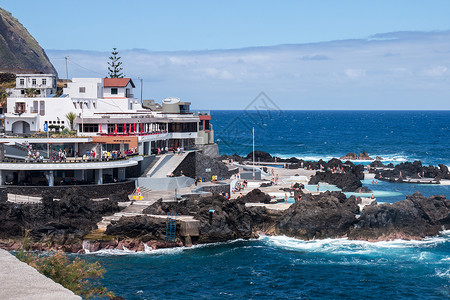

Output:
xmin=276 ymin=191 xmax=359 ymax=240
xmin=348 ymin=192 xmax=450 ymax=241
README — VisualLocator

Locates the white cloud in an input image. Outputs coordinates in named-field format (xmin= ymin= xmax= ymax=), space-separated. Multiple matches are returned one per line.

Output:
xmin=47 ymin=30 xmax=450 ymax=110
xmin=344 ymin=69 xmax=366 ymax=79
xmin=423 ymin=65 xmax=447 ymax=76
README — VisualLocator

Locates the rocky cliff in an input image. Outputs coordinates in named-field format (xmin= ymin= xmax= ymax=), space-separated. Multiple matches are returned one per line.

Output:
xmin=0 ymin=7 xmax=57 ymax=74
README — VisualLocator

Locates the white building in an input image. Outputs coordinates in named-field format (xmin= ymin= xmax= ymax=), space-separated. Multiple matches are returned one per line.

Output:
xmin=7 ymin=74 xmax=57 ymax=98
xmin=4 ymin=75 xmax=214 ymax=151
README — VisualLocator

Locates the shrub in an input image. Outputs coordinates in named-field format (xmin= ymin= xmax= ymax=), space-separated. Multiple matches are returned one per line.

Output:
xmin=16 ymin=242 xmax=114 ymax=299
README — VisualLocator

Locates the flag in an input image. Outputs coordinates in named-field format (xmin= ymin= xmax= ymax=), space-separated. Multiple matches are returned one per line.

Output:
xmin=133 ymin=123 xmax=136 ymax=133
xmin=99 ymin=123 xmax=102 ymax=133
xmin=140 ymin=123 xmax=143 ymax=133
xmin=114 ymin=124 xmax=117 ymax=134
xmin=124 ymin=123 xmax=127 ymax=134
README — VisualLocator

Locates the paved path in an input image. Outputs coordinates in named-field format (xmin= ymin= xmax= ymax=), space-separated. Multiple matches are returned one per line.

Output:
xmin=0 ymin=249 xmax=81 ymax=300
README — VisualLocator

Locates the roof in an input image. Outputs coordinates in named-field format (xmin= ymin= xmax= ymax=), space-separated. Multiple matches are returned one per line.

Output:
xmin=103 ymin=78 xmax=135 ymax=88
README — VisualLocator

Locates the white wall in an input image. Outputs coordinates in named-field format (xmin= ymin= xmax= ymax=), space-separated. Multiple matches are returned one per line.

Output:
xmin=63 ymin=78 xmax=103 ymax=99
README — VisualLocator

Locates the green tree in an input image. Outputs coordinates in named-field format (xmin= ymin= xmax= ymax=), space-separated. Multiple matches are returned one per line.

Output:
xmin=107 ymin=47 xmax=124 ymax=78
xmin=65 ymin=112 xmax=77 ymax=130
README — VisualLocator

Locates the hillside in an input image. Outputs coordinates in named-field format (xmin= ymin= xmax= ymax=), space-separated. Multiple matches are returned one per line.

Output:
xmin=0 ymin=7 xmax=57 ymax=75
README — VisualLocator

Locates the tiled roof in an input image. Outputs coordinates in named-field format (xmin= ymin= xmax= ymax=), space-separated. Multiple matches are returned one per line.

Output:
xmin=104 ymin=78 xmax=135 ymax=88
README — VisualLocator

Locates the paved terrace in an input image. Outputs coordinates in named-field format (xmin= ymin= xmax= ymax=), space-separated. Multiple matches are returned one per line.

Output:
xmin=0 ymin=249 xmax=81 ymax=300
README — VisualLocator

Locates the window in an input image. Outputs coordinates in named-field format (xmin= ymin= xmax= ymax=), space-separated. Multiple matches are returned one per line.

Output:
xmin=19 ymin=79 xmax=24 ymax=85
xmin=32 ymin=101 xmax=38 ymax=113
xmin=61 ymin=121 xmax=64 ymax=124
xmin=39 ymin=101 xmax=45 ymax=116
xmin=111 ymin=88 xmax=118 ymax=95
xmin=79 ymin=87 xmax=86 ymax=93
xmin=42 ymin=79 xmax=46 ymax=85
xmin=21 ymin=90 xmax=25 ymax=94
xmin=79 ymin=124 xmax=99 ymax=132
xmin=15 ymin=102 xmax=26 ymax=114
xmin=32 ymin=79 xmax=36 ymax=85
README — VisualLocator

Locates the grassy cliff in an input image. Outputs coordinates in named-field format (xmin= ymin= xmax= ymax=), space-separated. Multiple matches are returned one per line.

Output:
xmin=0 ymin=7 xmax=57 ymax=74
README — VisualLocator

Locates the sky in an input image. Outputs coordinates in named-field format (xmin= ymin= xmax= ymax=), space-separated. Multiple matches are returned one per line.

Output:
xmin=1 ymin=0 xmax=450 ymax=110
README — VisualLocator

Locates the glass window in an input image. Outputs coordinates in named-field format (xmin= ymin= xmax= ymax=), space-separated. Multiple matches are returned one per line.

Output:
xmin=19 ymin=79 xmax=24 ymax=85
xmin=111 ymin=88 xmax=118 ymax=95
xmin=42 ymin=79 xmax=46 ymax=85
xmin=39 ymin=101 xmax=45 ymax=116
xmin=79 ymin=87 xmax=86 ymax=93
xmin=32 ymin=79 xmax=36 ymax=85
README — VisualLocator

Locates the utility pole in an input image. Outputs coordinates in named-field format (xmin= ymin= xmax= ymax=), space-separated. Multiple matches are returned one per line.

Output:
xmin=252 ymin=127 xmax=255 ymax=180
xmin=65 ymin=56 xmax=69 ymax=82
xmin=139 ymin=78 xmax=143 ymax=103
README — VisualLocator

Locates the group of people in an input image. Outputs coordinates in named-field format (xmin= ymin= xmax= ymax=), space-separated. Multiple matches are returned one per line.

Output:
xmin=233 ymin=179 xmax=248 ymax=193
xmin=26 ymin=149 xmax=44 ymax=162
xmin=171 ymin=147 xmax=184 ymax=155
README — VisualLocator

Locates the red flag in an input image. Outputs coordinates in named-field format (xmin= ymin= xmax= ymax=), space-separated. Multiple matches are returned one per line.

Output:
xmin=140 ymin=123 xmax=143 ymax=133
xmin=129 ymin=124 xmax=132 ymax=133
xmin=99 ymin=123 xmax=102 ymax=133
xmin=114 ymin=124 xmax=117 ymax=134
xmin=124 ymin=123 xmax=127 ymax=134
xmin=133 ymin=123 xmax=136 ymax=133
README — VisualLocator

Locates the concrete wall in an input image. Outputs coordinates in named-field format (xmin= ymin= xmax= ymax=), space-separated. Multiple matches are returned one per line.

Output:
xmin=6 ymin=180 xmax=135 ymax=198
xmin=174 ymin=151 xmax=237 ymax=181
xmin=192 ymin=182 xmax=230 ymax=195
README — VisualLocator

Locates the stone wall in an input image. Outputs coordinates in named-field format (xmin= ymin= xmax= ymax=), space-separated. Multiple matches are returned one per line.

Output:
xmin=192 ymin=182 xmax=230 ymax=195
xmin=6 ymin=180 xmax=136 ymax=198
xmin=174 ymin=151 xmax=237 ymax=181
xmin=126 ymin=155 xmax=155 ymax=178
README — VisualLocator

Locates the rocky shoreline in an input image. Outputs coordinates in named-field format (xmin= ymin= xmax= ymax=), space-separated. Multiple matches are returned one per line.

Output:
xmin=1 ymin=151 xmax=449 ymax=253
xmin=1 ymin=188 xmax=449 ymax=253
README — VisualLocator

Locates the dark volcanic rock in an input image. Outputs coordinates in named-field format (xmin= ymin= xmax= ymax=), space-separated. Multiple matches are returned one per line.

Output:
xmin=241 ymin=189 xmax=271 ymax=204
xmin=309 ymin=171 xmax=362 ymax=192
xmin=340 ymin=151 xmax=373 ymax=161
xmin=276 ymin=191 xmax=359 ymax=240
xmin=106 ymin=216 xmax=168 ymax=242
xmin=376 ymin=161 xmax=450 ymax=181
xmin=354 ymin=187 xmax=373 ymax=193
xmin=246 ymin=151 xmax=273 ymax=162
xmin=348 ymin=192 xmax=450 ymax=241
xmin=141 ymin=195 xmax=273 ymax=244
xmin=0 ymin=189 xmax=121 ymax=248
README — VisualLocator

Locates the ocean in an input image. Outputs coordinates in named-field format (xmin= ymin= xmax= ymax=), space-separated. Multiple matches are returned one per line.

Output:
xmin=87 ymin=110 xmax=450 ymax=299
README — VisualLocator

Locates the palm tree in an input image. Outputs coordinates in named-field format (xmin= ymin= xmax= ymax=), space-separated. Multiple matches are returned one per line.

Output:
xmin=65 ymin=112 xmax=76 ymax=131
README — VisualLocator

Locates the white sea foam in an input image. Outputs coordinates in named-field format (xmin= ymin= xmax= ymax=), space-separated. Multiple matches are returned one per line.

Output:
xmin=270 ymin=153 xmax=416 ymax=164
xmin=259 ymin=232 xmax=450 ymax=256
xmin=84 ymin=238 xmax=253 ymax=256
xmin=436 ymin=269 xmax=450 ymax=279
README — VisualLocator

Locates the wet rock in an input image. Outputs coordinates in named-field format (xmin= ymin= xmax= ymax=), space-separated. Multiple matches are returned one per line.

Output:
xmin=348 ymin=192 xmax=450 ymax=241
xmin=276 ymin=191 xmax=359 ymax=240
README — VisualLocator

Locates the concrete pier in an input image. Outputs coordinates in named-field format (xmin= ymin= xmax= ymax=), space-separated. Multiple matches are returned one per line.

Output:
xmin=0 ymin=249 xmax=81 ymax=300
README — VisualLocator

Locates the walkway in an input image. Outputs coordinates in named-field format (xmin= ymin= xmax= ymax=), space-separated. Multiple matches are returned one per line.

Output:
xmin=147 ymin=152 xmax=189 ymax=178
xmin=0 ymin=249 xmax=81 ymax=300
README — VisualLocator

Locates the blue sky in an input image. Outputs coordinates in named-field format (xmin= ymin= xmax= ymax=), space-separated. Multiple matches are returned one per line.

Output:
xmin=2 ymin=1 xmax=450 ymax=109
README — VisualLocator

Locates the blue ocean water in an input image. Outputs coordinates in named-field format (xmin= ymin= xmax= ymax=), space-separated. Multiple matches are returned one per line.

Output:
xmin=86 ymin=234 xmax=450 ymax=300
xmin=213 ymin=110 xmax=450 ymax=166
xmin=87 ymin=111 xmax=450 ymax=299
